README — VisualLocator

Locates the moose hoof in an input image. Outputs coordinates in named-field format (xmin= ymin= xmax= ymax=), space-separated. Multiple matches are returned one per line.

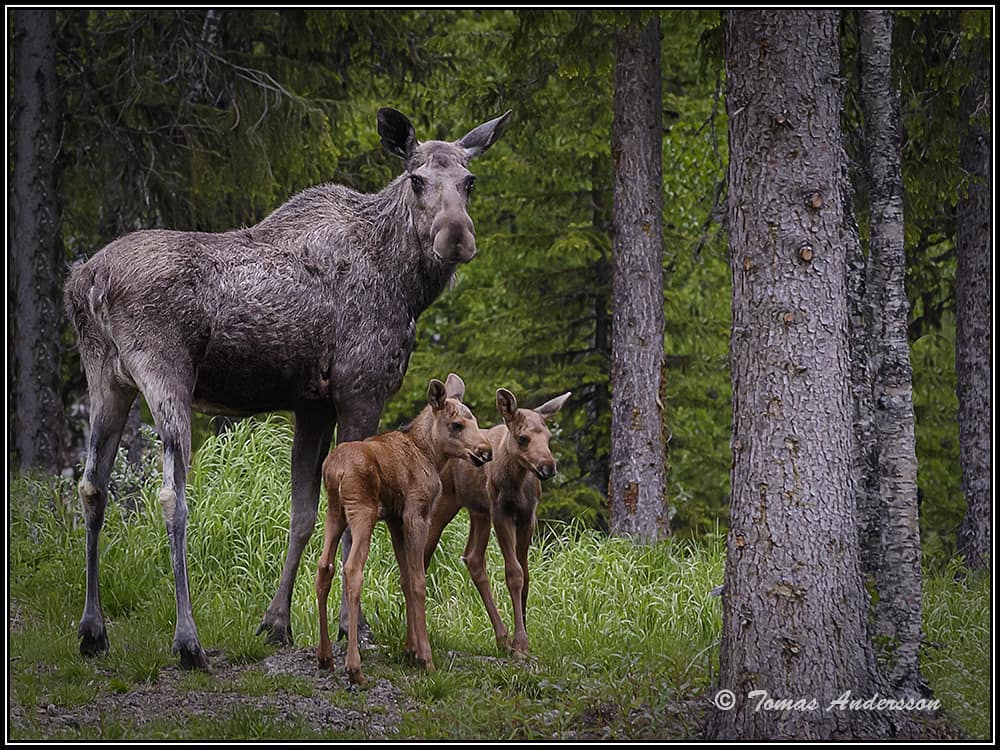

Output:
xmin=317 ymin=649 xmax=334 ymax=670
xmin=337 ymin=620 xmax=372 ymax=644
xmin=175 ymin=641 xmax=210 ymax=671
xmin=256 ymin=619 xmax=293 ymax=647
xmin=78 ymin=625 xmax=109 ymax=658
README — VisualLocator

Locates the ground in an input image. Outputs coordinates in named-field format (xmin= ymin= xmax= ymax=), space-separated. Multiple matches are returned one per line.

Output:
xmin=9 ymin=644 xmax=411 ymax=740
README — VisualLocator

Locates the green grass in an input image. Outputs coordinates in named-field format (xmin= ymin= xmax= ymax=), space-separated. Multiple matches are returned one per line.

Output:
xmin=7 ymin=417 xmax=990 ymax=740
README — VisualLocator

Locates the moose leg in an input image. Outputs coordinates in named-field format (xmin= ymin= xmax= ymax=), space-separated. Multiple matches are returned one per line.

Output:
xmin=493 ymin=513 xmax=530 ymax=657
xmin=316 ymin=497 xmax=347 ymax=669
xmin=77 ymin=369 xmax=137 ymax=658
xmin=461 ymin=510 xmax=510 ymax=649
xmin=259 ymin=406 xmax=336 ymax=646
xmin=142 ymin=375 xmax=207 ymax=670
xmin=335 ymin=402 xmax=383 ymax=641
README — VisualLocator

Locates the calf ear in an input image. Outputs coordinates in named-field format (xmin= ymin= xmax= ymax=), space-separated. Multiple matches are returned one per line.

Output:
xmin=535 ymin=392 xmax=571 ymax=420
xmin=458 ymin=110 xmax=512 ymax=159
xmin=378 ymin=108 xmax=417 ymax=162
xmin=444 ymin=372 xmax=466 ymax=401
xmin=427 ymin=379 xmax=448 ymax=411
xmin=496 ymin=388 xmax=518 ymax=423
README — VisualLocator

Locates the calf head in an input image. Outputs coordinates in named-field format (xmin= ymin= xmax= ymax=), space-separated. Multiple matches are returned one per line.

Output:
xmin=378 ymin=108 xmax=512 ymax=264
xmin=496 ymin=389 xmax=572 ymax=481
xmin=427 ymin=373 xmax=493 ymax=466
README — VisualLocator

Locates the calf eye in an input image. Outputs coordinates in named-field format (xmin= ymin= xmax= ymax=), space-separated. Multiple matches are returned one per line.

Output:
xmin=517 ymin=435 xmax=530 ymax=447
xmin=451 ymin=422 xmax=464 ymax=432
xmin=464 ymin=176 xmax=476 ymax=195
xmin=410 ymin=175 xmax=426 ymax=194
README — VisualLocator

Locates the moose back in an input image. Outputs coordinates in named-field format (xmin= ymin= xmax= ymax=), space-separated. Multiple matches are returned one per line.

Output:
xmin=64 ymin=107 xmax=511 ymax=668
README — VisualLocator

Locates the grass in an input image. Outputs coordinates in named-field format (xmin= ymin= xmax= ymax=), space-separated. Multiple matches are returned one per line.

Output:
xmin=7 ymin=416 xmax=991 ymax=740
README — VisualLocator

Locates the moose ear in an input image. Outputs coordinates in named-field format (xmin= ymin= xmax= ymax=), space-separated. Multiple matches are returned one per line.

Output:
xmin=444 ymin=373 xmax=466 ymax=401
xmin=378 ymin=108 xmax=417 ymax=162
xmin=496 ymin=388 xmax=518 ymax=423
xmin=535 ymin=392 xmax=571 ymax=420
xmin=427 ymin=379 xmax=448 ymax=411
xmin=458 ymin=110 xmax=512 ymax=159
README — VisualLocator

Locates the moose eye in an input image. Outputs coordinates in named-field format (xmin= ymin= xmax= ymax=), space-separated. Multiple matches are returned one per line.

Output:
xmin=451 ymin=422 xmax=464 ymax=432
xmin=464 ymin=176 xmax=476 ymax=195
xmin=517 ymin=435 xmax=530 ymax=447
xmin=409 ymin=175 xmax=426 ymax=194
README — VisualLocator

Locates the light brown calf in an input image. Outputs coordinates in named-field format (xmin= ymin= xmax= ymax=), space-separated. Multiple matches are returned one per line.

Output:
xmin=424 ymin=387 xmax=571 ymax=657
xmin=315 ymin=374 xmax=492 ymax=686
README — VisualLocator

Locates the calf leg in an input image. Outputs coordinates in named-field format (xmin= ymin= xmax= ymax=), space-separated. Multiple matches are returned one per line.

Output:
xmin=259 ymin=406 xmax=336 ymax=646
xmin=142 ymin=374 xmax=207 ymax=670
xmin=493 ymin=513 xmax=529 ymax=657
xmin=402 ymin=505 xmax=434 ymax=671
xmin=77 ymin=367 xmax=137 ymax=657
xmin=343 ymin=507 xmax=378 ymax=687
xmin=316 ymin=496 xmax=347 ymax=669
xmin=461 ymin=510 xmax=510 ymax=649
xmin=335 ymin=402 xmax=382 ymax=641
xmin=515 ymin=513 xmax=536 ymax=632
xmin=385 ymin=518 xmax=416 ymax=658
xmin=423 ymin=492 xmax=461 ymax=572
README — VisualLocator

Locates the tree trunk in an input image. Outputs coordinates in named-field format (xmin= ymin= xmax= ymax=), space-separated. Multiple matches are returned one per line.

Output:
xmin=590 ymin=157 xmax=613 ymax=506
xmin=846 ymin=162 xmax=880 ymax=580
xmin=707 ymin=10 xmax=893 ymax=739
xmin=954 ymin=35 xmax=992 ymax=572
xmin=858 ymin=8 xmax=928 ymax=697
xmin=12 ymin=8 xmax=67 ymax=475
xmin=609 ymin=14 xmax=668 ymax=542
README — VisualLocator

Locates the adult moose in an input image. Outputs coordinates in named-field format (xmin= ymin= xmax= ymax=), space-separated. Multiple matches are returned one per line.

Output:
xmin=64 ymin=107 xmax=512 ymax=669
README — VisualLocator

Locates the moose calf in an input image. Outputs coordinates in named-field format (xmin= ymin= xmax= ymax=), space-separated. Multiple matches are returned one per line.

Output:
xmin=424 ymin=387 xmax=570 ymax=657
xmin=316 ymin=374 xmax=492 ymax=686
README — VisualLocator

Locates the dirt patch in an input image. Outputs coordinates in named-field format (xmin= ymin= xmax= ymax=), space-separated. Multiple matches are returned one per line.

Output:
xmin=11 ymin=645 xmax=413 ymax=739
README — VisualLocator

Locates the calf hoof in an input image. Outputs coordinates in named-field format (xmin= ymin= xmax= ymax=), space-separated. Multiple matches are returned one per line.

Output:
xmin=256 ymin=618 xmax=293 ymax=647
xmin=317 ymin=649 xmax=334 ymax=670
xmin=347 ymin=668 xmax=368 ymax=688
xmin=495 ymin=632 xmax=512 ymax=651
xmin=512 ymin=639 xmax=530 ymax=660
xmin=175 ymin=640 xmax=210 ymax=671
xmin=78 ymin=624 xmax=109 ymax=658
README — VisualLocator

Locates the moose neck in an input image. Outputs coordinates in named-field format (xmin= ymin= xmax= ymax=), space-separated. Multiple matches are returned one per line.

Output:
xmin=366 ymin=177 xmax=459 ymax=317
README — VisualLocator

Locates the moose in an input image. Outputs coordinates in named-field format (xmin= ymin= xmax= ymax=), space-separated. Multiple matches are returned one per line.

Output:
xmin=316 ymin=373 xmax=492 ymax=686
xmin=423 ymin=387 xmax=570 ymax=657
xmin=63 ymin=107 xmax=511 ymax=669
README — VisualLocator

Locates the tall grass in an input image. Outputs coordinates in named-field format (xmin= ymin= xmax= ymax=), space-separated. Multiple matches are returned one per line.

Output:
xmin=7 ymin=417 xmax=990 ymax=740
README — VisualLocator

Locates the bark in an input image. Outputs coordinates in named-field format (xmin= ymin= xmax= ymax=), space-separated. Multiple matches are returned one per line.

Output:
xmin=955 ymin=38 xmax=992 ymax=572
xmin=609 ymin=14 xmax=669 ymax=542
xmin=707 ymin=10 xmax=894 ymax=739
xmin=858 ymin=9 xmax=928 ymax=698
xmin=846 ymin=165 xmax=880 ymax=580
xmin=590 ymin=157 xmax=613 ymax=504
xmin=12 ymin=8 xmax=67 ymax=475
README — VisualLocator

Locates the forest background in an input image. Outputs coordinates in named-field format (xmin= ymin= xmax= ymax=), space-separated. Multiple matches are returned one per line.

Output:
xmin=8 ymin=8 xmax=985 ymax=565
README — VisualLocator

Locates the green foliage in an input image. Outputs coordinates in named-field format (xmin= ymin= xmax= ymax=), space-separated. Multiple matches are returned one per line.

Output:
xmin=921 ymin=561 xmax=991 ymax=740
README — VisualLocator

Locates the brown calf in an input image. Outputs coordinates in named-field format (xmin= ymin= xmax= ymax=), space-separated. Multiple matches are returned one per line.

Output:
xmin=424 ymin=387 xmax=571 ymax=657
xmin=315 ymin=374 xmax=492 ymax=686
